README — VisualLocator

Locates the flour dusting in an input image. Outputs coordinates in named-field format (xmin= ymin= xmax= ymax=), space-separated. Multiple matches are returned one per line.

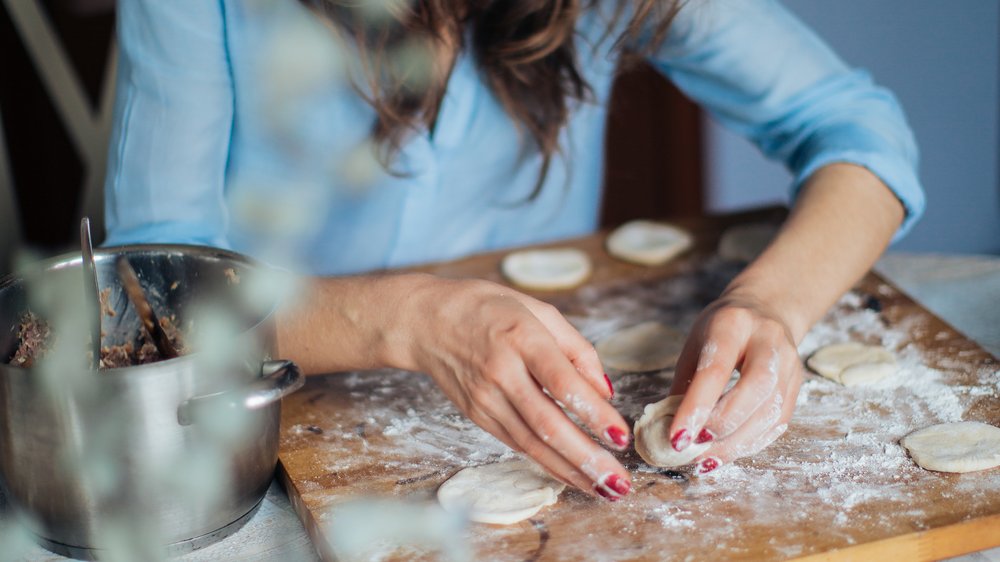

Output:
xmin=280 ymin=260 xmax=1000 ymax=561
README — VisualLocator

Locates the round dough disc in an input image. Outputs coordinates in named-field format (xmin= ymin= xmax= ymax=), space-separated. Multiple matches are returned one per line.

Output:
xmin=606 ymin=220 xmax=693 ymax=266
xmin=902 ymin=421 xmax=1000 ymax=473
xmin=634 ymin=395 xmax=710 ymax=467
xmin=437 ymin=459 xmax=566 ymax=524
xmin=717 ymin=222 xmax=779 ymax=263
xmin=806 ymin=342 xmax=897 ymax=386
xmin=501 ymin=248 xmax=592 ymax=291
xmin=596 ymin=321 xmax=685 ymax=372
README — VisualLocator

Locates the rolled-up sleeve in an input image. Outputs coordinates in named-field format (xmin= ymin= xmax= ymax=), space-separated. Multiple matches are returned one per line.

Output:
xmin=103 ymin=0 xmax=234 ymax=247
xmin=647 ymin=0 xmax=924 ymax=239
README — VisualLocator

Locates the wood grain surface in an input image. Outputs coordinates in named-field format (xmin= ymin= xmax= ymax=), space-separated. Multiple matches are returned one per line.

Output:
xmin=276 ymin=210 xmax=1000 ymax=561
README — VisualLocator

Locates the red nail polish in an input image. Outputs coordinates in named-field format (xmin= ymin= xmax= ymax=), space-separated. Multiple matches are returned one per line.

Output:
xmin=593 ymin=484 xmax=620 ymax=502
xmin=695 ymin=428 xmax=715 ymax=444
xmin=603 ymin=373 xmax=615 ymax=398
xmin=670 ymin=429 xmax=690 ymax=452
xmin=604 ymin=474 xmax=631 ymax=496
xmin=605 ymin=426 xmax=629 ymax=448
xmin=696 ymin=456 xmax=721 ymax=475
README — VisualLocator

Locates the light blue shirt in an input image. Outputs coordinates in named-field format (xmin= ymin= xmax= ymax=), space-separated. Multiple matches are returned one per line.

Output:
xmin=104 ymin=0 xmax=924 ymax=275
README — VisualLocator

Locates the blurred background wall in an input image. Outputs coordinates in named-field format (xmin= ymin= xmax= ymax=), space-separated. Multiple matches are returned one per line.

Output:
xmin=704 ymin=0 xmax=1000 ymax=255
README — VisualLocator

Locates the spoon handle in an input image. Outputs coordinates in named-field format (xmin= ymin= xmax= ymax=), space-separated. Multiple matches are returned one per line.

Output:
xmin=80 ymin=218 xmax=102 ymax=367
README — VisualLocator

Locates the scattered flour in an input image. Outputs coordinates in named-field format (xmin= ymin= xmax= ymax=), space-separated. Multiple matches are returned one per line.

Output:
xmin=562 ymin=270 xmax=1000 ymax=555
xmin=281 ymin=261 xmax=1000 ymax=561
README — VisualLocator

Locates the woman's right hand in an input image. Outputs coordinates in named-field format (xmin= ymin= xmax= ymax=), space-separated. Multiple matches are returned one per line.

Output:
xmin=379 ymin=274 xmax=633 ymax=500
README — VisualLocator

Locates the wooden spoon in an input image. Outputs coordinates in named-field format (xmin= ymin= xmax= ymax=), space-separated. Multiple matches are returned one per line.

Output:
xmin=116 ymin=256 xmax=179 ymax=360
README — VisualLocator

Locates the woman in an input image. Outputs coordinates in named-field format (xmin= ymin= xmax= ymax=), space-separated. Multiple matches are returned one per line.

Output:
xmin=104 ymin=0 xmax=923 ymax=500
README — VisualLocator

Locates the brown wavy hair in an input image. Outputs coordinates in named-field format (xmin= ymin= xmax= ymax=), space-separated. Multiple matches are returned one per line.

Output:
xmin=301 ymin=0 xmax=681 ymax=191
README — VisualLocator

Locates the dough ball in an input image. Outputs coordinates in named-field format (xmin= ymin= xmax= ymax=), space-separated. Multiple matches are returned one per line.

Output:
xmin=596 ymin=321 xmax=685 ymax=372
xmin=436 ymin=459 xmax=566 ymax=524
xmin=501 ymin=248 xmax=591 ymax=291
xmin=902 ymin=421 xmax=1000 ymax=473
xmin=806 ymin=342 xmax=897 ymax=386
xmin=717 ymin=222 xmax=779 ymax=263
xmin=634 ymin=395 xmax=710 ymax=467
xmin=606 ymin=220 xmax=693 ymax=266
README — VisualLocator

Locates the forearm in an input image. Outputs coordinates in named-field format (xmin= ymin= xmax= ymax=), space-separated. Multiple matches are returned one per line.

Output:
xmin=275 ymin=273 xmax=422 ymax=375
xmin=725 ymin=163 xmax=905 ymax=341
xmin=275 ymin=270 xmax=631 ymax=494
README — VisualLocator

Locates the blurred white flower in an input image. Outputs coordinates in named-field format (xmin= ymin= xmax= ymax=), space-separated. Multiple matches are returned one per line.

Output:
xmin=335 ymin=139 xmax=382 ymax=192
xmin=94 ymin=514 xmax=166 ymax=562
xmin=230 ymin=181 xmax=330 ymax=241
xmin=389 ymin=37 xmax=435 ymax=95
xmin=325 ymin=499 xmax=471 ymax=562
xmin=241 ymin=265 xmax=302 ymax=319
xmin=357 ymin=0 xmax=408 ymax=23
xmin=0 ymin=519 xmax=35 ymax=562
xmin=156 ymin=443 xmax=229 ymax=510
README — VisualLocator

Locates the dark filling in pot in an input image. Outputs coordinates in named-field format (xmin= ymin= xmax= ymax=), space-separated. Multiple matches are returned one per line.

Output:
xmin=10 ymin=312 xmax=51 ymax=368
xmin=9 ymin=311 xmax=188 ymax=369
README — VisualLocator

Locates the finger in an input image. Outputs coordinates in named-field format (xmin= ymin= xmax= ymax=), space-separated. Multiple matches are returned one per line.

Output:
xmin=668 ymin=327 xmax=747 ymax=452
xmin=694 ymin=420 xmax=789 ymax=477
xmin=466 ymin=407 xmax=584 ymax=489
xmin=486 ymin=350 xmax=632 ymax=499
xmin=467 ymin=409 xmax=524 ymax=455
xmin=513 ymin=325 xmax=631 ymax=451
xmin=482 ymin=391 xmax=626 ymax=499
xmin=441 ymin=368 xmax=587 ymax=490
xmin=692 ymin=371 xmax=801 ymax=475
xmin=704 ymin=344 xmax=781 ymax=439
xmin=505 ymin=386 xmax=633 ymax=501
xmin=670 ymin=338 xmax=717 ymax=396
xmin=514 ymin=297 xmax=612 ymax=399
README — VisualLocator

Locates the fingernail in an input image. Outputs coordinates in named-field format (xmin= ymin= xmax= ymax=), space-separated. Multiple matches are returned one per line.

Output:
xmin=594 ymin=473 xmax=631 ymax=500
xmin=605 ymin=426 xmax=630 ymax=449
xmin=593 ymin=484 xmax=620 ymax=502
xmin=696 ymin=456 xmax=722 ymax=475
xmin=604 ymin=474 xmax=631 ymax=496
xmin=694 ymin=428 xmax=715 ymax=444
xmin=670 ymin=429 xmax=690 ymax=452
xmin=603 ymin=373 xmax=614 ymax=398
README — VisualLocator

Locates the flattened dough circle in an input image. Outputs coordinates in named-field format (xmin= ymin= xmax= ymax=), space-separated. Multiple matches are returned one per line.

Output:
xmin=596 ymin=321 xmax=685 ymax=372
xmin=634 ymin=395 xmax=710 ymax=467
xmin=806 ymin=342 xmax=898 ymax=386
xmin=606 ymin=220 xmax=693 ymax=266
xmin=902 ymin=421 xmax=1000 ymax=473
xmin=501 ymin=248 xmax=592 ymax=290
xmin=436 ymin=459 xmax=566 ymax=524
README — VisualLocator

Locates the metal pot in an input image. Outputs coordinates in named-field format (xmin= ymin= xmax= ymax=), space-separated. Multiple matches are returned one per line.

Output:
xmin=0 ymin=245 xmax=304 ymax=559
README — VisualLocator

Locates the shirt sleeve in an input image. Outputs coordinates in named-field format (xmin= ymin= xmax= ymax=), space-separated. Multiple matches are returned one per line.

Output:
xmin=103 ymin=0 xmax=234 ymax=248
xmin=646 ymin=0 xmax=925 ymax=240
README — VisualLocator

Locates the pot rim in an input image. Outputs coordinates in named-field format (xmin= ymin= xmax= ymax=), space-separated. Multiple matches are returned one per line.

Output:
xmin=0 ymin=243 xmax=280 ymax=376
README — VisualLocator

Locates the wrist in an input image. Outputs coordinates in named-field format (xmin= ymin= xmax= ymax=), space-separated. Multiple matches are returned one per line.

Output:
xmin=276 ymin=272 xmax=432 ymax=374
xmin=367 ymin=272 xmax=438 ymax=372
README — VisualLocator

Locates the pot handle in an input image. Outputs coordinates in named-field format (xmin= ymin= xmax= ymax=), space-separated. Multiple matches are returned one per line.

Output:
xmin=177 ymin=359 xmax=305 ymax=426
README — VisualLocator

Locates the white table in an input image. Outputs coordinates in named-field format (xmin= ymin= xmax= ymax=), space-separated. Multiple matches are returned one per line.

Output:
xmin=3 ymin=252 xmax=999 ymax=562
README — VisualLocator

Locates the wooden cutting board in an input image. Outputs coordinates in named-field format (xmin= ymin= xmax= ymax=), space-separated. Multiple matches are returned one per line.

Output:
xmin=276 ymin=211 xmax=1000 ymax=561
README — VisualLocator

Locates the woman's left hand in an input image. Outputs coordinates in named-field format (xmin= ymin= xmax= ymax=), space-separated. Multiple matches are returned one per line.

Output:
xmin=658 ymin=162 xmax=907 ymax=475
xmin=665 ymin=290 xmax=804 ymax=475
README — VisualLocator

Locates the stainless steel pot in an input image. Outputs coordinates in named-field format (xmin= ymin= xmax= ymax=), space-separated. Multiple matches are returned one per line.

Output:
xmin=0 ymin=245 xmax=304 ymax=559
